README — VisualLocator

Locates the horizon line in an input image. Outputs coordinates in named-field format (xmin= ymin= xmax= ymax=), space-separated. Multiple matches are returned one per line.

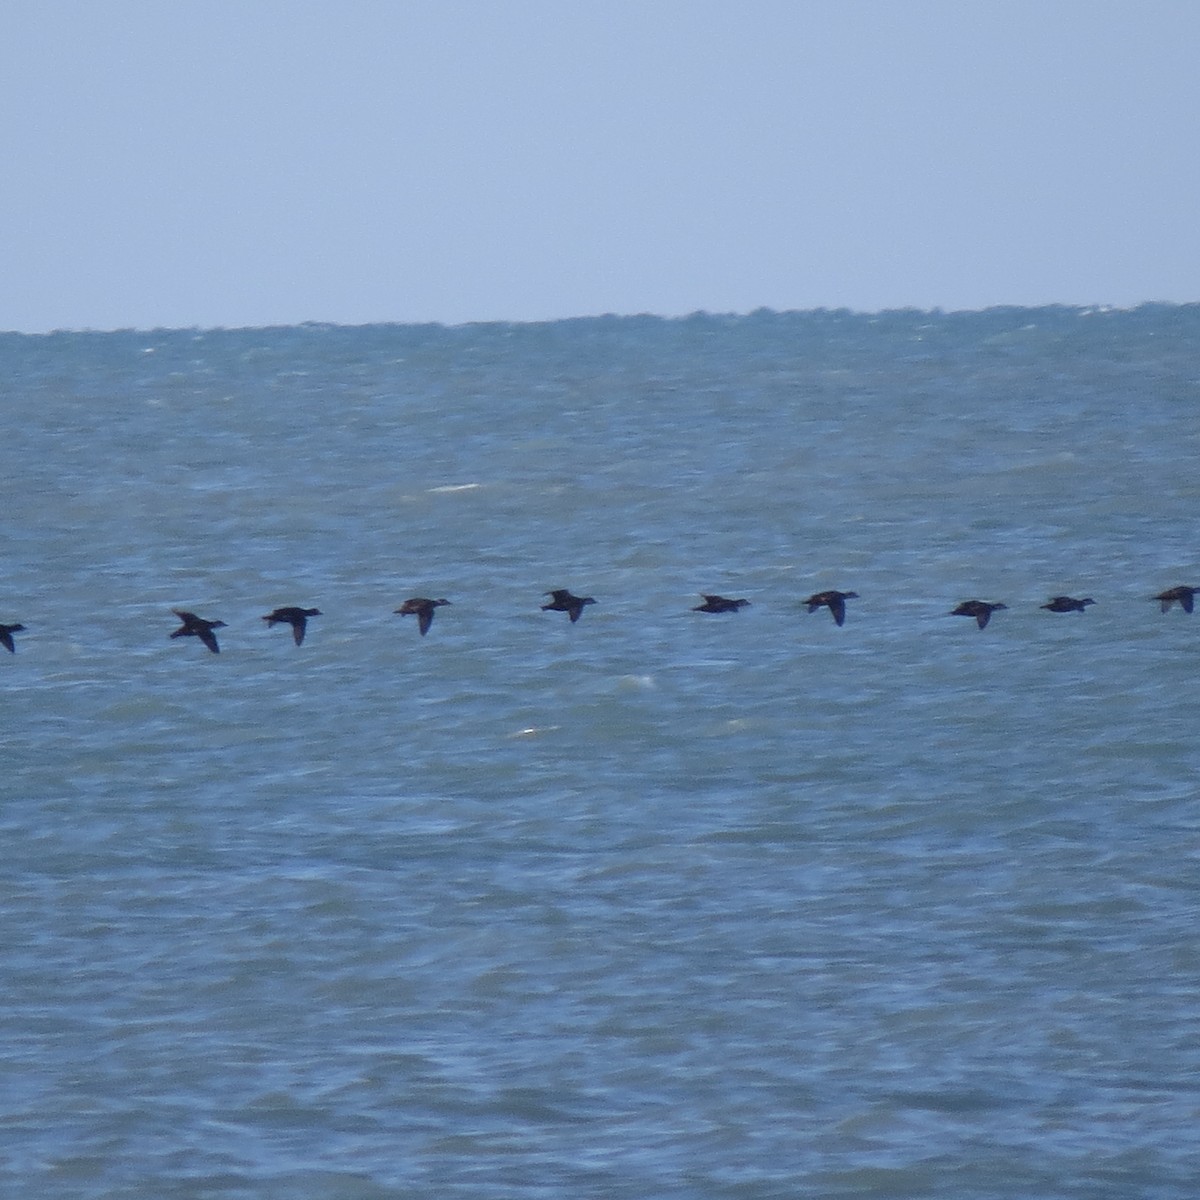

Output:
xmin=4 ymin=299 xmax=1199 ymax=338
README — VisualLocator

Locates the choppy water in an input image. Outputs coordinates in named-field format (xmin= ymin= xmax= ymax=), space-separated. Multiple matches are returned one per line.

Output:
xmin=3 ymin=307 xmax=1200 ymax=1197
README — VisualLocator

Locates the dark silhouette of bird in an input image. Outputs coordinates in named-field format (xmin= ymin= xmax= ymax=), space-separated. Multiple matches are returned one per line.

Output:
xmin=1041 ymin=596 xmax=1095 ymax=613
xmin=805 ymin=590 xmax=859 ymax=627
xmin=0 ymin=623 xmax=25 ymax=654
xmin=395 ymin=597 xmax=451 ymax=636
xmin=263 ymin=606 xmax=322 ymax=645
xmin=1154 ymin=586 xmax=1198 ymax=614
xmin=951 ymin=600 xmax=1007 ymax=629
xmin=542 ymin=589 xmax=596 ymax=623
xmin=693 ymin=594 xmax=750 ymax=613
xmin=170 ymin=609 xmax=226 ymax=654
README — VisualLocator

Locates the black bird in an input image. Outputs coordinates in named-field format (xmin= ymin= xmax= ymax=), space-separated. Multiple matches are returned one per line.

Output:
xmin=170 ymin=609 xmax=226 ymax=654
xmin=1154 ymin=586 xmax=1198 ymax=614
xmin=0 ymin=623 xmax=25 ymax=654
xmin=1041 ymin=596 xmax=1095 ymax=613
xmin=263 ymin=606 xmax=322 ymax=645
xmin=951 ymin=600 xmax=1007 ymax=629
xmin=395 ymin=597 xmax=451 ymax=636
xmin=805 ymin=590 xmax=859 ymax=627
xmin=542 ymin=589 xmax=596 ymax=623
xmin=693 ymin=594 xmax=750 ymax=613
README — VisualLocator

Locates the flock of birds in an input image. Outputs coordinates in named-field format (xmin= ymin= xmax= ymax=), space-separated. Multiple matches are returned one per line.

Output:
xmin=1 ymin=586 xmax=1197 ymax=656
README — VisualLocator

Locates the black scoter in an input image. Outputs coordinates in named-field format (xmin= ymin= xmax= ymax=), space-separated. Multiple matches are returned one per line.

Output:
xmin=1041 ymin=596 xmax=1095 ymax=613
xmin=693 ymin=594 xmax=750 ymax=613
xmin=170 ymin=609 xmax=226 ymax=654
xmin=805 ymin=590 xmax=859 ymax=627
xmin=0 ymin=623 xmax=25 ymax=654
xmin=542 ymin=590 xmax=596 ymax=623
xmin=951 ymin=600 xmax=1007 ymax=629
xmin=1154 ymin=586 xmax=1198 ymax=614
xmin=395 ymin=597 xmax=451 ymax=636
xmin=263 ymin=606 xmax=322 ymax=645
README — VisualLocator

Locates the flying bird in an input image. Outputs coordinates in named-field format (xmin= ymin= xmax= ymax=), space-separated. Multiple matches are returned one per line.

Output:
xmin=542 ymin=590 xmax=596 ymax=623
xmin=1154 ymin=586 xmax=1198 ymax=614
xmin=0 ymin=622 xmax=25 ymax=654
xmin=170 ymin=609 xmax=226 ymax=654
xmin=395 ymin=597 xmax=451 ymax=636
xmin=1041 ymin=596 xmax=1094 ymax=613
xmin=693 ymin=594 xmax=750 ymax=613
xmin=263 ymin=606 xmax=322 ymax=645
xmin=950 ymin=600 xmax=1007 ymax=629
xmin=805 ymin=590 xmax=859 ymax=627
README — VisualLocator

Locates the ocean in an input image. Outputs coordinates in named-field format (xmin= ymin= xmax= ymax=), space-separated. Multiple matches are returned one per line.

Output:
xmin=2 ymin=306 xmax=1199 ymax=1197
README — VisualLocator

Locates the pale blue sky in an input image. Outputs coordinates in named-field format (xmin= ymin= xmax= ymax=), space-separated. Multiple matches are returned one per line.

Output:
xmin=3 ymin=2 xmax=1197 ymax=331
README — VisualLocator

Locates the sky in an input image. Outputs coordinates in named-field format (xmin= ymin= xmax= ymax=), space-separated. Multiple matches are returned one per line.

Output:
xmin=2 ymin=1 xmax=1198 ymax=332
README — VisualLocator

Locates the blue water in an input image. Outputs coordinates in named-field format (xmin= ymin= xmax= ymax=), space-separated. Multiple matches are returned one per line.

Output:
xmin=3 ymin=307 xmax=1199 ymax=1197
